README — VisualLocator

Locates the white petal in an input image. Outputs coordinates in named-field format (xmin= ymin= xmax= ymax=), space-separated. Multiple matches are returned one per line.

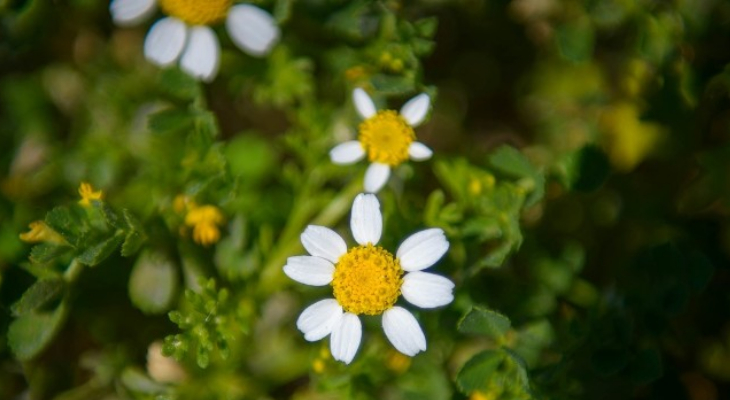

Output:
xmin=399 ymin=93 xmax=431 ymax=127
xmin=350 ymin=193 xmax=382 ymax=245
xmin=144 ymin=17 xmax=187 ymax=67
xmin=300 ymin=225 xmax=348 ymax=264
xmin=396 ymin=228 xmax=449 ymax=272
xmin=110 ymin=0 xmax=156 ymax=26
xmin=353 ymin=88 xmax=376 ymax=119
xmin=179 ymin=26 xmax=220 ymax=82
xmin=408 ymin=142 xmax=433 ymax=161
xmin=401 ymin=271 xmax=455 ymax=308
xmin=382 ymin=307 xmax=427 ymax=356
xmin=330 ymin=141 xmax=365 ymax=165
xmin=330 ymin=313 xmax=362 ymax=364
xmin=226 ymin=4 xmax=280 ymax=57
xmin=283 ymin=256 xmax=335 ymax=286
xmin=296 ymin=299 xmax=343 ymax=342
xmin=363 ymin=163 xmax=390 ymax=193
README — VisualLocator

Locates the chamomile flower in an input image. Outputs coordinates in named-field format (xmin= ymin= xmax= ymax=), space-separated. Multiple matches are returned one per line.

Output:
xmin=109 ymin=0 xmax=280 ymax=81
xmin=284 ymin=194 xmax=454 ymax=364
xmin=330 ymin=89 xmax=434 ymax=193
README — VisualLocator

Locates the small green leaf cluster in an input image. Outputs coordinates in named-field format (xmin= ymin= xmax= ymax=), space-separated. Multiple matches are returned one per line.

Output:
xmin=163 ymin=278 xmax=248 ymax=369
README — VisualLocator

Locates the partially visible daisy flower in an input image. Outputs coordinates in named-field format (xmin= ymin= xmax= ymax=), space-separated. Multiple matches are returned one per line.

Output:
xmin=330 ymin=89 xmax=434 ymax=193
xmin=284 ymin=194 xmax=454 ymax=364
xmin=109 ymin=0 xmax=280 ymax=81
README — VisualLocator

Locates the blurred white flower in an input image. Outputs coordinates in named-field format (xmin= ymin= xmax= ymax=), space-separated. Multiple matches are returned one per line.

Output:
xmin=330 ymin=88 xmax=434 ymax=193
xmin=110 ymin=0 xmax=280 ymax=81
xmin=284 ymin=194 xmax=453 ymax=364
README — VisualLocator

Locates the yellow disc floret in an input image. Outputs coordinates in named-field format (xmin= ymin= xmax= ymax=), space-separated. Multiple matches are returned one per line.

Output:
xmin=332 ymin=244 xmax=403 ymax=315
xmin=159 ymin=0 xmax=232 ymax=26
xmin=358 ymin=110 xmax=416 ymax=166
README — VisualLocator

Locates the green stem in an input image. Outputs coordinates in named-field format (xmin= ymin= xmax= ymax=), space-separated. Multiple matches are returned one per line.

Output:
xmin=258 ymin=178 xmax=362 ymax=295
xmin=64 ymin=259 xmax=84 ymax=283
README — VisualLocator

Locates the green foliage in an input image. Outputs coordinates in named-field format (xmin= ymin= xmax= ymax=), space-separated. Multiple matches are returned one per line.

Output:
xmin=162 ymin=278 xmax=248 ymax=369
xmin=458 ymin=307 xmax=512 ymax=339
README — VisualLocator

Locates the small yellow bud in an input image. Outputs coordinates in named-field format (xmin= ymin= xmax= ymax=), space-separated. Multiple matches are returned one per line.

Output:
xmin=78 ymin=182 xmax=103 ymax=207
xmin=185 ymin=205 xmax=224 ymax=246
xmin=19 ymin=221 xmax=67 ymax=244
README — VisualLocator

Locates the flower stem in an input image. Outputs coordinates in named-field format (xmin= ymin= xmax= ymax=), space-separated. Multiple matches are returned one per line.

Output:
xmin=258 ymin=178 xmax=362 ymax=295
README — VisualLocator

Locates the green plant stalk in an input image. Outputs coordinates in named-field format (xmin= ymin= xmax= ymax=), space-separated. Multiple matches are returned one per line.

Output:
xmin=258 ymin=178 xmax=362 ymax=295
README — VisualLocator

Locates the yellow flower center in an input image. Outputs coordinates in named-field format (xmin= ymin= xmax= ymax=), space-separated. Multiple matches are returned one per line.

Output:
xmin=159 ymin=0 xmax=232 ymax=26
xmin=358 ymin=110 xmax=415 ymax=166
xmin=332 ymin=244 xmax=403 ymax=316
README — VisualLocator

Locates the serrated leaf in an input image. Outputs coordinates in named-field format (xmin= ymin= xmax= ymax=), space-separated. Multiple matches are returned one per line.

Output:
xmin=77 ymin=233 xmax=124 ymax=267
xmin=8 ymin=300 xmax=69 ymax=360
xmin=30 ymin=243 xmax=71 ymax=264
xmin=148 ymin=108 xmax=194 ymax=133
xmin=129 ymin=252 xmax=178 ymax=314
xmin=122 ymin=209 xmax=144 ymax=232
xmin=45 ymin=206 xmax=82 ymax=247
xmin=11 ymin=278 xmax=65 ymax=316
xmin=458 ymin=307 xmax=511 ymax=338
xmin=97 ymin=202 xmax=124 ymax=230
xmin=456 ymin=350 xmax=503 ymax=393
xmin=122 ymin=230 xmax=144 ymax=257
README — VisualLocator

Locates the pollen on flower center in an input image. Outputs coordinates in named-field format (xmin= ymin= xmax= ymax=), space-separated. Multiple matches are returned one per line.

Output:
xmin=159 ymin=0 xmax=232 ymax=26
xmin=332 ymin=244 xmax=403 ymax=316
xmin=358 ymin=110 xmax=416 ymax=166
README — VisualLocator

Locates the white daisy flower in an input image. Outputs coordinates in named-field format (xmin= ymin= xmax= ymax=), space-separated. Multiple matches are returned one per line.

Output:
xmin=284 ymin=193 xmax=454 ymax=364
xmin=109 ymin=0 xmax=280 ymax=82
xmin=330 ymin=89 xmax=434 ymax=193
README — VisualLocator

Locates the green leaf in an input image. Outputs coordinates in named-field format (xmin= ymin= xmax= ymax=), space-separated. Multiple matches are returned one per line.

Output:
xmin=97 ymin=202 xmax=124 ymax=230
xmin=488 ymin=145 xmax=544 ymax=206
xmin=414 ymin=17 xmax=438 ymax=38
xmin=488 ymin=145 xmax=535 ymax=178
xmin=458 ymin=307 xmax=511 ymax=338
xmin=159 ymin=68 xmax=201 ymax=101
xmin=148 ymin=108 xmax=194 ymax=133
xmin=45 ymin=206 xmax=82 ymax=247
xmin=11 ymin=277 xmax=65 ymax=316
xmin=129 ymin=252 xmax=178 ymax=314
xmin=456 ymin=350 xmax=503 ymax=393
xmin=121 ymin=231 xmax=144 ymax=257
xmin=8 ymin=300 xmax=69 ymax=360
xmin=121 ymin=209 xmax=145 ymax=256
xmin=556 ymin=16 xmax=595 ymax=62
xmin=30 ymin=243 xmax=71 ymax=264
xmin=77 ymin=233 xmax=124 ymax=267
